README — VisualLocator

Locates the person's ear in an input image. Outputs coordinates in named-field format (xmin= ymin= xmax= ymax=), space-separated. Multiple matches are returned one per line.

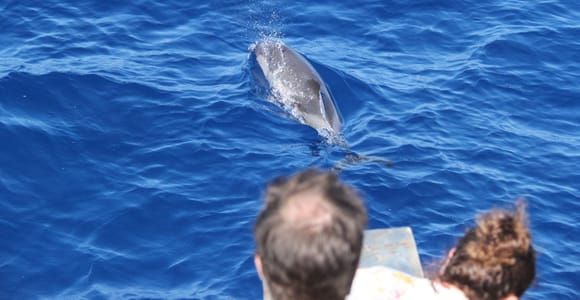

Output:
xmin=502 ymin=295 xmax=518 ymax=300
xmin=440 ymin=247 xmax=456 ymax=275
xmin=255 ymin=254 xmax=264 ymax=280
xmin=447 ymin=248 xmax=456 ymax=260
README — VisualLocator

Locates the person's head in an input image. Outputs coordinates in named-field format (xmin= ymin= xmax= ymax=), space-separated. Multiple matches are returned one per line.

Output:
xmin=438 ymin=202 xmax=536 ymax=300
xmin=254 ymin=169 xmax=367 ymax=300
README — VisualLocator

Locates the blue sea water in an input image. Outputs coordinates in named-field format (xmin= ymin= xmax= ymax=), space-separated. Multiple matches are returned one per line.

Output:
xmin=0 ymin=0 xmax=579 ymax=299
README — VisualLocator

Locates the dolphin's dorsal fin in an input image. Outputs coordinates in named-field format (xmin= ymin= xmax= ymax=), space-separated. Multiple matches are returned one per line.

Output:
xmin=305 ymin=79 xmax=327 ymax=118
xmin=306 ymin=79 xmax=321 ymax=94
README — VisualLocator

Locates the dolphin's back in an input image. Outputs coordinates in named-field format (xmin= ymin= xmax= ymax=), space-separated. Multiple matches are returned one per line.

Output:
xmin=253 ymin=40 xmax=341 ymax=134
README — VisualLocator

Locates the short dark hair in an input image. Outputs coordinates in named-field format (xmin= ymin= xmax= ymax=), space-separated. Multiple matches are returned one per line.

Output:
xmin=254 ymin=169 xmax=367 ymax=300
xmin=438 ymin=202 xmax=536 ymax=300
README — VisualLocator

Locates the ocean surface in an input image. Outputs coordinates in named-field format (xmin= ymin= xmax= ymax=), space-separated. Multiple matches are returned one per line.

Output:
xmin=1 ymin=0 xmax=579 ymax=299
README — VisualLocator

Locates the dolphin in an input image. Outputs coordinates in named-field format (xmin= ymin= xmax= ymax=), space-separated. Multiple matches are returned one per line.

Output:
xmin=252 ymin=40 xmax=341 ymax=136
xmin=251 ymin=39 xmax=393 ymax=169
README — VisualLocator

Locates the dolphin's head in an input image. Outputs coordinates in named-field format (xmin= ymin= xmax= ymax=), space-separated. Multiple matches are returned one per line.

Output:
xmin=253 ymin=40 xmax=272 ymax=59
xmin=254 ymin=40 xmax=288 ymax=71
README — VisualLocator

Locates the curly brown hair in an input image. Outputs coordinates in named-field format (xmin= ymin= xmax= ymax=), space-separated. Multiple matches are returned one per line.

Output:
xmin=438 ymin=202 xmax=536 ymax=300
